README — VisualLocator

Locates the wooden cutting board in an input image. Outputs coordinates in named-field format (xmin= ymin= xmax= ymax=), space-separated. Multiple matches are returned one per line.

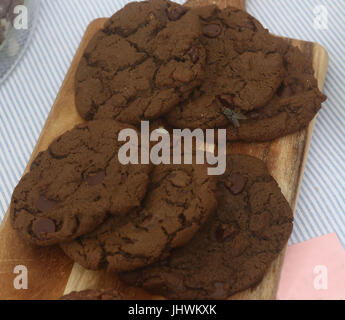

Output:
xmin=0 ymin=0 xmax=328 ymax=300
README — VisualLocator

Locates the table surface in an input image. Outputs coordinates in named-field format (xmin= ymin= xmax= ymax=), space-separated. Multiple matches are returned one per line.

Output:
xmin=0 ymin=0 xmax=344 ymax=248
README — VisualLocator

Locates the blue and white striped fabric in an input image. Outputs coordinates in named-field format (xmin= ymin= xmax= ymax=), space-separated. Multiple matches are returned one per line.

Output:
xmin=0 ymin=0 xmax=344 ymax=247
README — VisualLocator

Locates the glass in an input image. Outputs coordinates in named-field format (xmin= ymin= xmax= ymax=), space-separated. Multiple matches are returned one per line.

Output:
xmin=0 ymin=0 xmax=40 ymax=85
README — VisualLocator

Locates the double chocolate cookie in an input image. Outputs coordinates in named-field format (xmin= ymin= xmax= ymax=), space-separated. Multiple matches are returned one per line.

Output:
xmin=226 ymin=41 xmax=327 ymax=142
xmin=61 ymin=162 xmax=217 ymax=272
xmin=75 ymin=0 xmax=206 ymax=125
xmin=166 ymin=5 xmax=326 ymax=142
xmin=120 ymin=154 xmax=293 ymax=299
xmin=10 ymin=120 xmax=151 ymax=246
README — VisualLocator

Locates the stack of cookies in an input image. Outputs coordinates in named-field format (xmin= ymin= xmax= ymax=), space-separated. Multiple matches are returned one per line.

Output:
xmin=10 ymin=0 xmax=326 ymax=300
xmin=75 ymin=0 xmax=326 ymax=141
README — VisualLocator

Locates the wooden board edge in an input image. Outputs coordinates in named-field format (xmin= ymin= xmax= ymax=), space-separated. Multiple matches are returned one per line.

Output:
xmin=292 ymin=42 xmax=329 ymax=211
xmin=265 ymin=42 xmax=329 ymax=300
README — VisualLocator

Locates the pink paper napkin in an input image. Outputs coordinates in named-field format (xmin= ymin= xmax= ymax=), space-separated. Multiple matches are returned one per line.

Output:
xmin=277 ymin=233 xmax=345 ymax=300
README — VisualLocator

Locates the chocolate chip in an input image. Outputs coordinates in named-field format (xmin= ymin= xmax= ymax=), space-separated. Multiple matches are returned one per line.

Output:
xmin=168 ymin=6 xmax=188 ymax=21
xmin=187 ymin=46 xmax=199 ymax=63
xmin=218 ymin=94 xmax=234 ymax=108
xmin=278 ymin=86 xmax=294 ymax=98
xmin=32 ymin=218 xmax=56 ymax=239
xmin=87 ymin=171 xmax=105 ymax=186
xmin=37 ymin=196 xmax=57 ymax=212
xmin=203 ymin=24 xmax=221 ymax=38
xmin=216 ymin=223 xmax=239 ymax=242
xmin=227 ymin=172 xmax=247 ymax=194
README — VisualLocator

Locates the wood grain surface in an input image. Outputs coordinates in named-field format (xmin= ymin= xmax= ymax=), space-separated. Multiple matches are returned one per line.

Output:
xmin=0 ymin=0 xmax=328 ymax=300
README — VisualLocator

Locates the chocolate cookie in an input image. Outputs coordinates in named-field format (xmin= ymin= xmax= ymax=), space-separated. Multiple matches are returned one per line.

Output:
xmin=120 ymin=154 xmax=293 ymax=299
xmin=226 ymin=42 xmax=327 ymax=142
xmin=166 ymin=5 xmax=326 ymax=142
xmin=61 ymin=162 xmax=217 ymax=272
xmin=60 ymin=288 xmax=125 ymax=300
xmin=75 ymin=0 xmax=206 ymax=125
xmin=10 ymin=120 xmax=151 ymax=246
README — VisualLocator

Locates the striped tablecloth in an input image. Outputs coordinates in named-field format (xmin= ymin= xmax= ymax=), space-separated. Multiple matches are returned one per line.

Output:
xmin=0 ymin=0 xmax=344 ymax=248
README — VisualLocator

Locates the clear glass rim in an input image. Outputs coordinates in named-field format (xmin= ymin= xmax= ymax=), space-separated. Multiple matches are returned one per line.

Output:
xmin=0 ymin=0 xmax=41 ymax=86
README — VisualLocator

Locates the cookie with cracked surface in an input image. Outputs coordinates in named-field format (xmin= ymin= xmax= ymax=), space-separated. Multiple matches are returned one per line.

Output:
xmin=10 ymin=120 xmax=151 ymax=246
xmin=226 ymin=42 xmax=327 ymax=142
xmin=75 ymin=0 xmax=206 ymax=125
xmin=120 ymin=154 xmax=293 ymax=300
xmin=167 ymin=5 xmax=285 ymax=128
xmin=60 ymin=288 xmax=126 ymax=300
xmin=61 ymin=162 xmax=217 ymax=272
xmin=166 ymin=5 xmax=326 ymax=142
